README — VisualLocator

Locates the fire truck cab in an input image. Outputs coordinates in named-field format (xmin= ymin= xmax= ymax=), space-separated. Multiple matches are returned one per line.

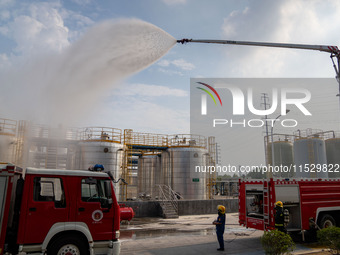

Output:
xmin=0 ymin=163 xmax=131 ymax=255
xmin=239 ymin=178 xmax=340 ymax=237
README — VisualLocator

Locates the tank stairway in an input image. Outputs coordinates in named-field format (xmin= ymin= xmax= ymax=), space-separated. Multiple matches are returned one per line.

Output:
xmin=161 ymin=200 xmax=179 ymax=219
xmin=157 ymin=185 xmax=179 ymax=219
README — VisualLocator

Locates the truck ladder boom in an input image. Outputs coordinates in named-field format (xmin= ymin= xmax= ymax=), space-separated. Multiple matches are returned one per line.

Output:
xmin=177 ymin=39 xmax=340 ymax=55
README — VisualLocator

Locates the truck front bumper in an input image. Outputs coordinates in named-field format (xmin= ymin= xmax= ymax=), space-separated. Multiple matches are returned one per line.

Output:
xmin=92 ymin=240 xmax=121 ymax=255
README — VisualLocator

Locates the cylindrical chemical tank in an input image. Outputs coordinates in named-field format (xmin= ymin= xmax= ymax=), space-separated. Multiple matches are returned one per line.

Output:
xmin=0 ymin=135 xmax=16 ymax=163
xmin=137 ymin=154 xmax=161 ymax=199
xmin=267 ymin=141 xmax=294 ymax=177
xmin=0 ymin=118 xmax=17 ymax=164
xmin=167 ymin=146 xmax=207 ymax=200
xmin=78 ymin=141 xmax=124 ymax=200
xmin=325 ymin=138 xmax=340 ymax=178
xmin=294 ymin=138 xmax=328 ymax=178
xmin=160 ymin=151 xmax=171 ymax=186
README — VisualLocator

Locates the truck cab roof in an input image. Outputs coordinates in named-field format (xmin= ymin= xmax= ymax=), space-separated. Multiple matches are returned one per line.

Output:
xmin=25 ymin=167 xmax=109 ymax=178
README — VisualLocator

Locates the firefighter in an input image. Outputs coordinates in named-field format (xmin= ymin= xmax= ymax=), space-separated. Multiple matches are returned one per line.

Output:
xmin=213 ymin=205 xmax=226 ymax=251
xmin=274 ymin=201 xmax=286 ymax=233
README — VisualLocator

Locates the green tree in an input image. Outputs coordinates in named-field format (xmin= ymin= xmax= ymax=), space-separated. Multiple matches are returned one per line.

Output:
xmin=261 ymin=229 xmax=295 ymax=255
xmin=317 ymin=226 xmax=340 ymax=254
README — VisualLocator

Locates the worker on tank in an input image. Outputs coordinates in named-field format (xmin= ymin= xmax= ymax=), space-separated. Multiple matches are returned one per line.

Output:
xmin=274 ymin=201 xmax=286 ymax=233
xmin=213 ymin=205 xmax=226 ymax=251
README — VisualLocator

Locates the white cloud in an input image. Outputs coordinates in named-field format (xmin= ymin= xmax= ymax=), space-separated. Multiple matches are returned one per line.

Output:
xmin=171 ymin=58 xmax=195 ymax=70
xmin=157 ymin=58 xmax=195 ymax=71
xmin=158 ymin=68 xmax=184 ymax=76
xmin=1 ymin=2 xmax=70 ymax=56
xmin=162 ymin=0 xmax=187 ymax=6
xmin=0 ymin=1 xmax=95 ymax=64
xmin=220 ymin=0 xmax=340 ymax=77
xmin=114 ymin=83 xmax=188 ymax=97
xmin=157 ymin=59 xmax=170 ymax=67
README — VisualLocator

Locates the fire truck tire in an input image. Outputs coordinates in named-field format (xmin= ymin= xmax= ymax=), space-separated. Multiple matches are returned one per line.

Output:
xmin=48 ymin=236 xmax=89 ymax=255
xmin=319 ymin=214 xmax=336 ymax=229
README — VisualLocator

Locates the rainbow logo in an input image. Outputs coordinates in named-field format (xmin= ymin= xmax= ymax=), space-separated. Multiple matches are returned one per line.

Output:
xmin=196 ymin=82 xmax=222 ymax=106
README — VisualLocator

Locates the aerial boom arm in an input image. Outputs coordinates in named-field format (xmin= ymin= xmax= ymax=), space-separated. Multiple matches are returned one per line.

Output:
xmin=177 ymin=38 xmax=340 ymax=55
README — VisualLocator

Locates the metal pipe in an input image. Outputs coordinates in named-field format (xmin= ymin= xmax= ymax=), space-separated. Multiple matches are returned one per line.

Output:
xmin=312 ymin=130 xmax=336 ymax=139
xmin=177 ymin=39 xmax=340 ymax=54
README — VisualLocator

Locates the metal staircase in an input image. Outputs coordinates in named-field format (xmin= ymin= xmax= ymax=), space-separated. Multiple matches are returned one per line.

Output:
xmin=157 ymin=184 xmax=179 ymax=219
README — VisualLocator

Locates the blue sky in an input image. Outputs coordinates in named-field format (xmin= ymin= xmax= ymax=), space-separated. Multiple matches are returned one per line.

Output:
xmin=1 ymin=0 xmax=340 ymax=166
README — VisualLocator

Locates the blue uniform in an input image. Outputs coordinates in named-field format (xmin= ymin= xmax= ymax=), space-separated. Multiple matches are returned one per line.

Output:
xmin=215 ymin=212 xmax=226 ymax=249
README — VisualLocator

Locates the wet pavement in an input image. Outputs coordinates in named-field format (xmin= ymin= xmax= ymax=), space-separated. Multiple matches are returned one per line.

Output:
xmin=120 ymin=213 xmax=327 ymax=254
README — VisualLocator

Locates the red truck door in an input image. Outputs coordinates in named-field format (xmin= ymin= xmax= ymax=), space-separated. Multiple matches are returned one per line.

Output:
xmin=22 ymin=175 xmax=69 ymax=244
xmin=76 ymin=177 xmax=115 ymax=241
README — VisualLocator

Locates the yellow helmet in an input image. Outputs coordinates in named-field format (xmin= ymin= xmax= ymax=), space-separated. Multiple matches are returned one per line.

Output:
xmin=275 ymin=201 xmax=283 ymax=207
xmin=217 ymin=205 xmax=225 ymax=214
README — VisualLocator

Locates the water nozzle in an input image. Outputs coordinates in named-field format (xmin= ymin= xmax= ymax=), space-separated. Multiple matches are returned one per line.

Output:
xmin=177 ymin=38 xmax=192 ymax=44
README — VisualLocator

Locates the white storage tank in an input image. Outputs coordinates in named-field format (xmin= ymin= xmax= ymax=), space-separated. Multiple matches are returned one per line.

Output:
xmin=160 ymin=150 xmax=171 ymax=186
xmin=325 ymin=137 xmax=340 ymax=178
xmin=0 ymin=135 xmax=16 ymax=163
xmin=165 ymin=135 xmax=208 ymax=200
xmin=294 ymin=137 xmax=328 ymax=178
xmin=0 ymin=118 xmax=17 ymax=164
xmin=267 ymin=140 xmax=294 ymax=177
xmin=137 ymin=154 xmax=161 ymax=199
xmin=77 ymin=127 xmax=124 ymax=201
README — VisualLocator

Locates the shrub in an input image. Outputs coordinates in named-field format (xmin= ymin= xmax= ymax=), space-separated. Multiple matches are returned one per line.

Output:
xmin=261 ymin=229 xmax=295 ymax=255
xmin=317 ymin=226 xmax=340 ymax=254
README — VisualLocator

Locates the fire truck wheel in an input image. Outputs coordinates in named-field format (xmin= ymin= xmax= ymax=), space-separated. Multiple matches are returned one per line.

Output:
xmin=320 ymin=214 xmax=336 ymax=229
xmin=48 ymin=236 xmax=89 ymax=255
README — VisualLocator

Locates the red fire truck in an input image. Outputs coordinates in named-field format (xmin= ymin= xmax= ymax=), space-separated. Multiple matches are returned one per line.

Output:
xmin=239 ymin=178 xmax=340 ymax=239
xmin=0 ymin=163 xmax=134 ymax=255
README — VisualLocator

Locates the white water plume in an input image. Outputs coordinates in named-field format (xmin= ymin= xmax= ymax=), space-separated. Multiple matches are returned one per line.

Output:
xmin=0 ymin=19 xmax=176 ymax=125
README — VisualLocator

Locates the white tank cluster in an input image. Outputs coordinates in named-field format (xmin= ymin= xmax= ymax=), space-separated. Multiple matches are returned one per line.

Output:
xmin=1 ymin=118 xmax=215 ymax=201
xmin=267 ymin=129 xmax=340 ymax=179
xmin=137 ymin=134 xmax=209 ymax=200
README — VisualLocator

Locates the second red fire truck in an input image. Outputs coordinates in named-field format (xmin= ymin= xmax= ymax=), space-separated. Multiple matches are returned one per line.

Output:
xmin=239 ymin=178 xmax=340 ymax=239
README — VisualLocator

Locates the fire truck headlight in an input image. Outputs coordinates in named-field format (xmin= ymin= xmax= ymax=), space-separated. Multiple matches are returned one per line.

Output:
xmin=115 ymin=230 xmax=120 ymax=239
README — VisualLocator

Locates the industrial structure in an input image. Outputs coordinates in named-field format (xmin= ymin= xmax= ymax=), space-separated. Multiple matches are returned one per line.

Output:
xmin=265 ymin=128 xmax=340 ymax=178
xmin=0 ymin=117 xmax=218 ymax=202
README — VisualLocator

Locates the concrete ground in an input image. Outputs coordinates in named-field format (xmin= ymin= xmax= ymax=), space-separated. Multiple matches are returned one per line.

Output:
xmin=120 ymin=213 xmax=328 ymax=255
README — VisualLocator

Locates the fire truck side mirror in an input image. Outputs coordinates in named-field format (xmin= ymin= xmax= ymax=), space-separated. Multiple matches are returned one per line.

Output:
xmin=104 ymin=181 xmax=112 ymax=198
xmin=85 ymin=177 xmax=97 ymax=185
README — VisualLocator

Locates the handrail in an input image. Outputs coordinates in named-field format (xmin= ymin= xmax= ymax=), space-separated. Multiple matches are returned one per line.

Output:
xmin=157 ymin=184 xmax=180 ymax=214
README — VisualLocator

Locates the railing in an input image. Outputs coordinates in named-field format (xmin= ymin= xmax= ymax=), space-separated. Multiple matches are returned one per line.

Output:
xmin=79 ymin=127 xmax=122 ymax=143
xmin=157 ymin=184 xmax=182 ymax=214
xmin=0 ymin=118 xmax=17 ymax=136
xmin=294 ymin=128 xmax=324 ymax=139
xmin=125 ymin=131 xmax=168 ymax=147
xmin=168 ymin=134 xmax=206 ymax=148
xmin=28 ymin=124 xmax=79 ymax=140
